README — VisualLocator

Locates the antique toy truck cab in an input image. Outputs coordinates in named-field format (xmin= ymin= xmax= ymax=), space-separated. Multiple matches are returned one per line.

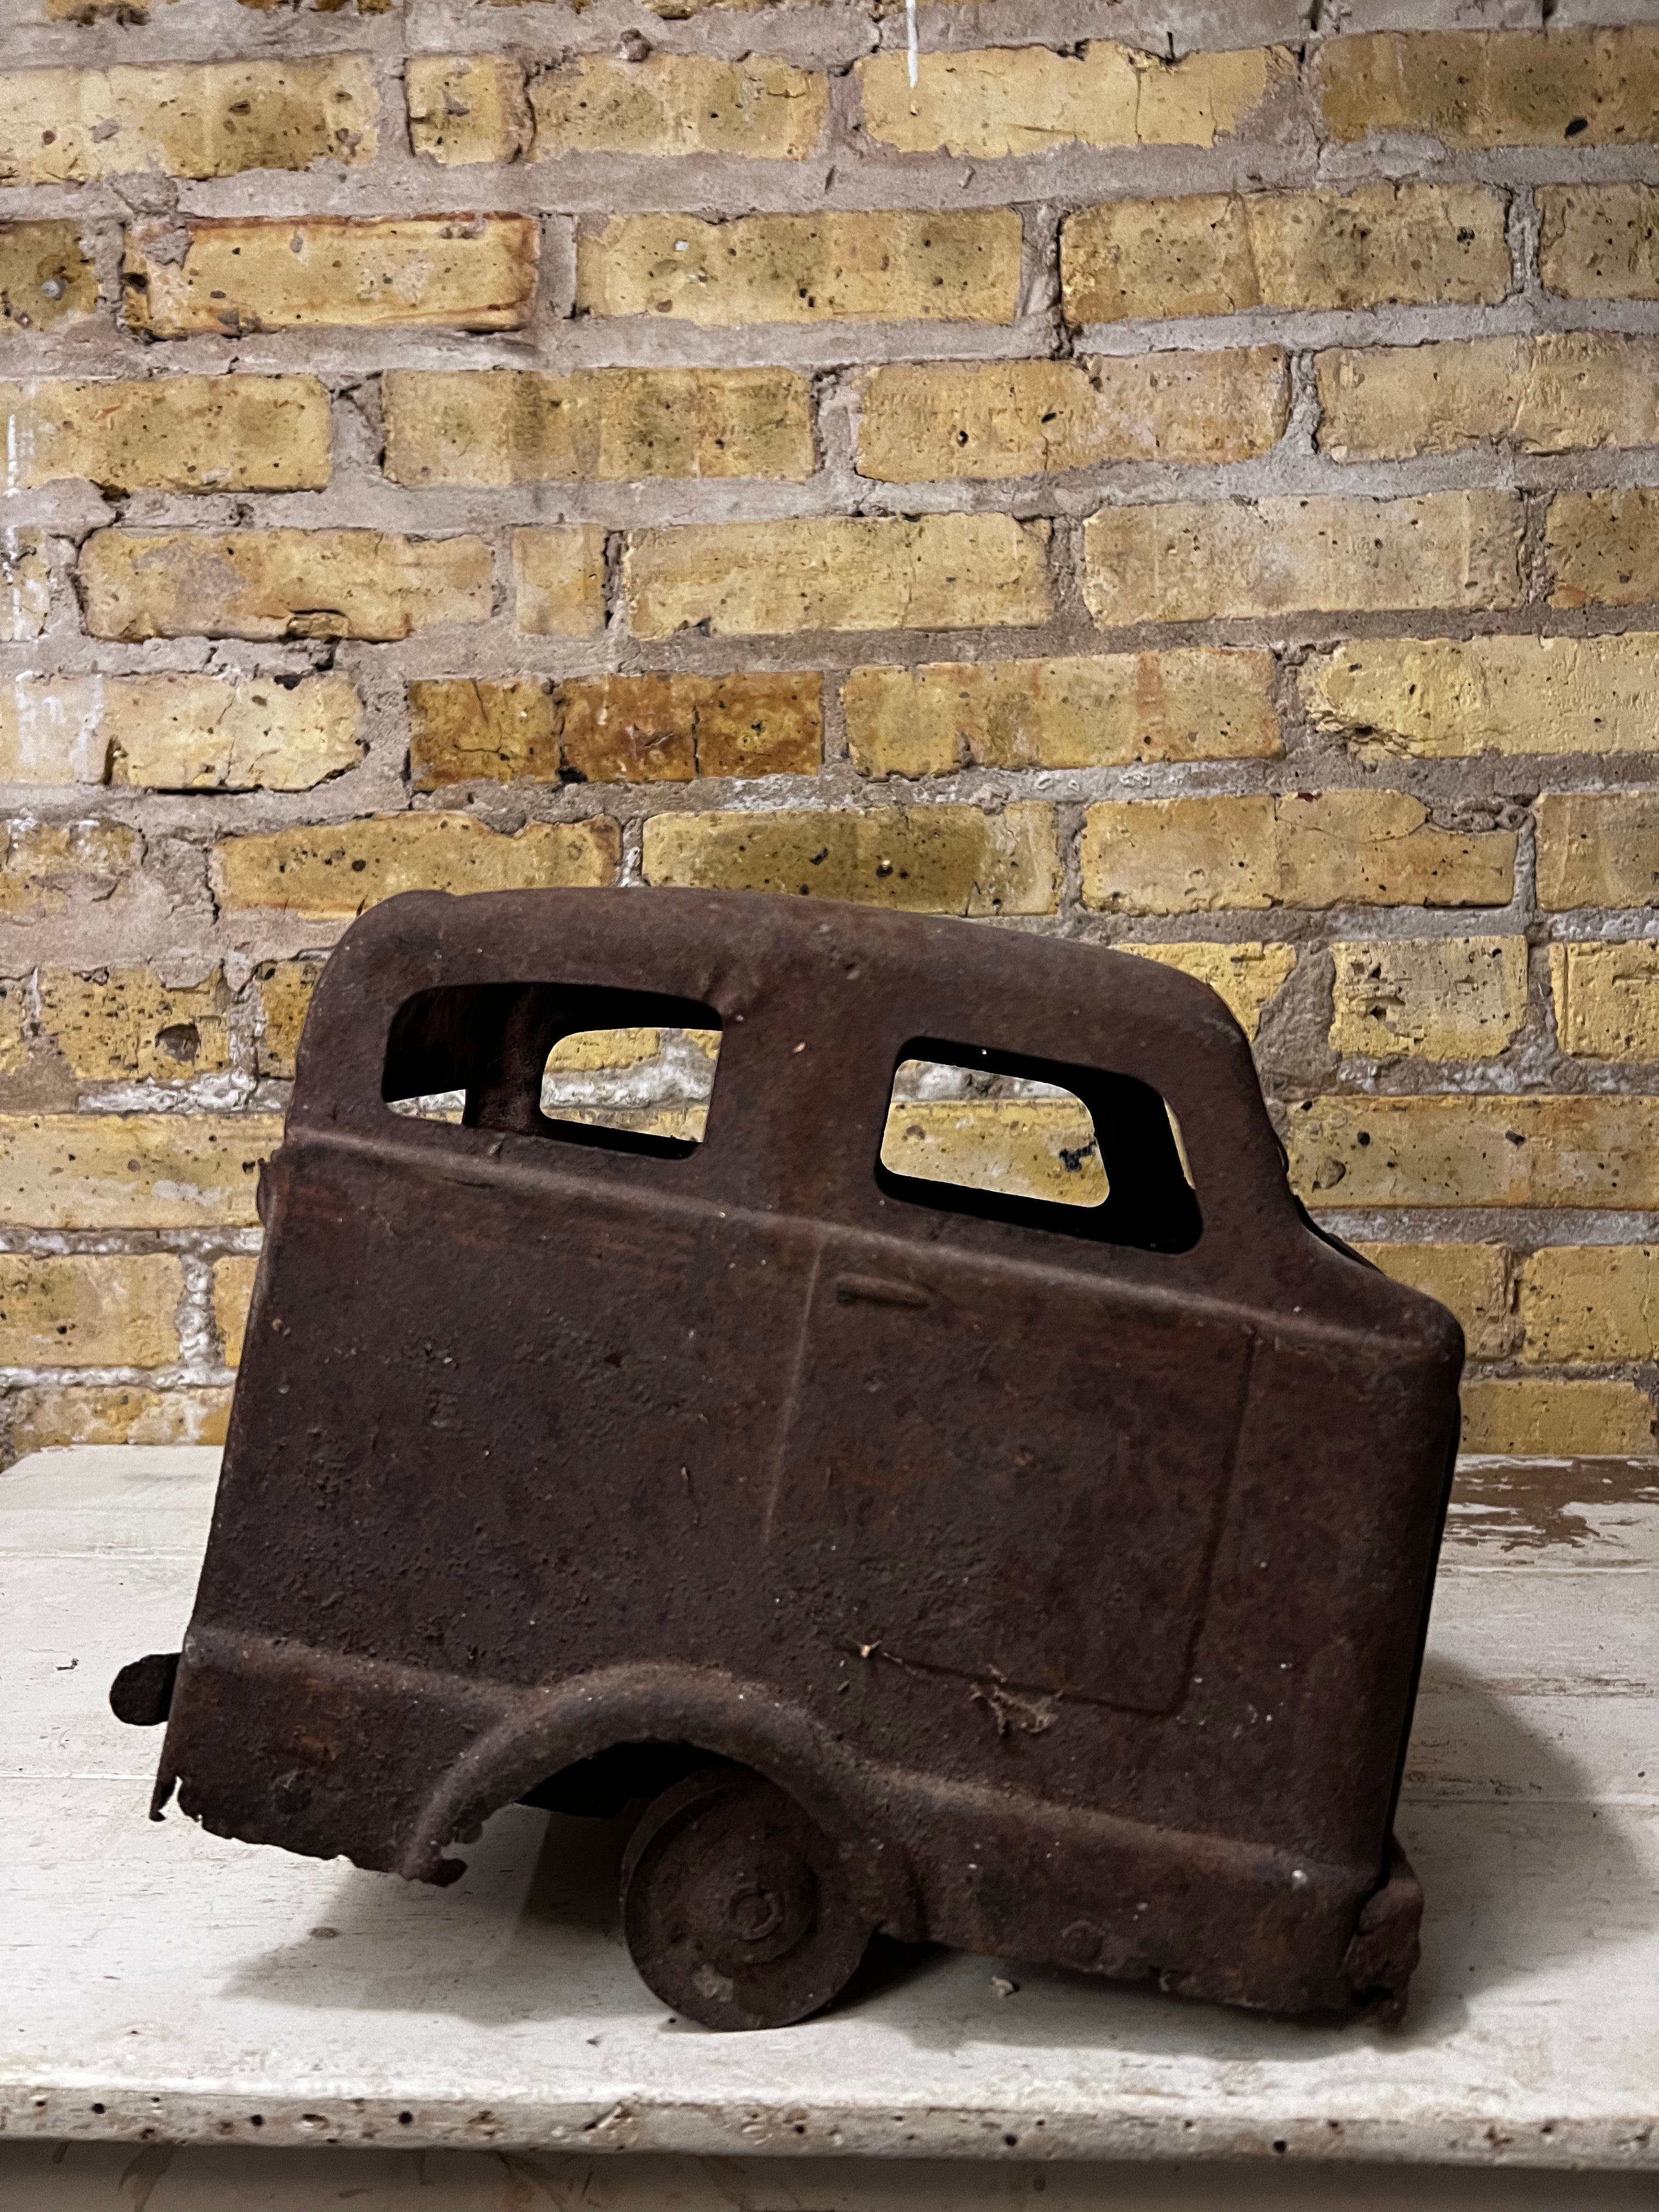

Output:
xmin=117 ymin=888 xmax=1463 ymax=2029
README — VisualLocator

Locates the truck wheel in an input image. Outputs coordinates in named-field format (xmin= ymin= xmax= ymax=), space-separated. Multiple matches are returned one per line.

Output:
xmin=620 ymin=1764 xmax=871 ymax=2030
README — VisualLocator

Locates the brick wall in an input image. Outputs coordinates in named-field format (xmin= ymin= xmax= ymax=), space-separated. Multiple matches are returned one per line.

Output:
xmin=2 ymin=0 xmax=1658 ymax=1463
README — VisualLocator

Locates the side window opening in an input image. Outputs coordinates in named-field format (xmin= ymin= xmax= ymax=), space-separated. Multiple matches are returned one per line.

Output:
xmin=383 ymin=984 xmax=721 ymax=1160
xmin=877 ymin=1039 xmax=1201 ymax=1254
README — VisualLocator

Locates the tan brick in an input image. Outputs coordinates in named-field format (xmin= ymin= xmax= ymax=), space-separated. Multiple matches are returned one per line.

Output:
xmin=213 ymin=813 xmax=620 ymax=918
xmin=0 ymin=534 xmax=49 ymax=644
xmin=1119 ymin=942 xmax=1296 ymax=1040
xmin=0 ymin=986 xmax=27 ymax=1079
xmin=1321 ymin=28 xmax=1659 ymax=150
xmin=1520 ymin=1245 xmax=1659 ymax=1365
xmin=0 ymin=820 xmax=140 ymax=919
xmin=1539 ymin=184 xmax=1659 ymax=302
xmin=410 ymin=673 xmax=821 ymax=788
xmin=574 ymin=211 xmax=1021 ymax=327
xmin=1061 ymin=184 xmax=1509 ymax=326
xmin=859 ymin=42 xmax=1289 ymax=157
xmin=1081 ymin=492 xmax=1523 ymax=627
xmin=407 ymin=55 xmax=531 ymax=165
xmin=1552 ymin=943 xmax=1659 ymax=1062
xmin=80 ymin=531 xmax=492 ymax=644
xmin=642 ymin=803 xmax=1058 ymax=916
xmin=1286 ymin=1094 xmax=1659 ymax=1209
xmin=844 ymin=650 xmax=1280 ymax=777
xmin=1330 ymin=938 xmax=1528 ymax=1060
xmin=625 ymin=515 xmax=1051 ymax=639
xmin=856 ymin=351 xmax=1288 ymax=481
xmin=0 ymin=221 xmax=98 ymax=332
xmin=213 ymin=1253 xmax=258 ymax=1368
xmin=1459 ymin=1378 xmax=1655 ymax=1457
xmin=0 ymin=1254 xmax=182 ymax=1367
xmin=0 ymin=1115 xmax=279 ymax=1228
xmin=0 ymin=375 xmax=330 ymax=494
xmin=0 ymin=57 xmax=376 ymax=184
xmin=512 ymin=527 xmax=607 ymax=639
xmin=384 ymin=367 xmax=812 ymax=487
xmin=255 ymin=959 xmax=324 ymax=1080
xmin=878 ymin=1099 xmax=1107 ymax=1209
xmin=533 ymin=54 xmax=827 ymax=159
xmin=10 ymin=1385 xmax=233 ymax=1453
xmin=124 ymin=215 xmax=538 ymax=336
xmin=1548 ymin=489 xmax=1659 ymax=609
xmin=37 ymin=967 xmax=230 ymax=1083
xmin=1302 ymin=634 xmax=1659 ymax=763
xmin=1354 ymin=1243 xmax=1511 ymax=1361
xmin=1317 ymin=334 xmax=1659 ymax=462
xmin=1080 ymin=793 xmax=1515 ymax=915
xmin=1536 ymin=795 xmax=1659 ymax=912
xmin=0 ymin=672 xmax=361 ymax=790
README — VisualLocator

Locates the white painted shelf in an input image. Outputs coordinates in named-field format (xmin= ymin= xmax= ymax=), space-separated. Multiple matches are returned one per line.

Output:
xmin=3 ymin=1447 xmax=1655 ymax=2173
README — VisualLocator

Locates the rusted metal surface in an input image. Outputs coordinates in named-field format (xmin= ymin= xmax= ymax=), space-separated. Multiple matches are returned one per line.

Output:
xmin=115 ymin=889 xmax=1463 ymax=2029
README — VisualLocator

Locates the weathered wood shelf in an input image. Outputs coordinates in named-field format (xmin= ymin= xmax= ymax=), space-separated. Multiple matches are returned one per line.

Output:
xmin=3 ymin=1447 xmax=1655 ymax=2181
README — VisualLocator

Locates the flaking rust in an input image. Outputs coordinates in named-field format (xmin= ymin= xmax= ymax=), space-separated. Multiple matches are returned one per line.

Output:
xmin=114 ymin=888 xmax=1460 ymax=2030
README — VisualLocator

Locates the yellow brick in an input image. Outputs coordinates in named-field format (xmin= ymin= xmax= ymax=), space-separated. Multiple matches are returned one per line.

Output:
xmin=1535 ymin=795 xmax=1659 ymax=912
xmin=1459 ymin=1378 xmax=1655 ymax=1458
xmin=1552 ymin=943 xmax=1659 ymax=1061
xmin=1520 ymin=1245 xmax=1659 ymax=1365
xmin=1080 ymin=793 xmax=1515 ymax=915
xmin=533 ymin=54 xmax=827 ymax=159
xmin=1286 ymin=1094 xmax=1659 ymax=1209
xmin=213 ymin=813 xmax=620 ymax=918
xmin=574 ymin=210 xmax=1021 ymax=326
xmin=1061 ymin=183 xmax=1508 ymax=325
xmin=625 ymin=515 xmax=1051 ymax=639
xmin=38 ymin=967 xmax=230 ymax=1083
xmin=0 ymin=57 xmax=376 ymax=184
xmin=878 ymin=1099 xmax=1107 ymax=1209
xmin=859 ymin=42 xmax=1288 ymax=157
xmin=844 ymin=650 xmax=1280 ymax=777
xmin=80 ymin=531 xmax=492 ymax=644
xmin=213 ymin=1254 xmax=258 ymax=1368
xmin=1302 ymin=634 xmax=1659 ymax=763
xmin=0 ymin=672 xmax=361 ymax=790
xmin=1321 ymin=27 xmax=1659 ymax=150
xmin=1355 ymin=1243 xmax=1511 ymax=1361
xmin=0 ymin=985 xmax=27 ymax=1078
xmin=407 ymin=55 xmax=531 ymax=165
xmin=384 ymin=367 xmax=813 ymax=486
xmin=642 ymin=803 xmax=1058 ymax=916
xmin=255 ymin=959 xmax=324 ymax=1080
xmin=124 ymin=215 xmax=539 ymax=336
xmin=1119 ymin=942 xmax=1296 ymax=1040
xmin=0 ymin=1115 xmax=280 ymax=1228
xmin=1317 ymin=334 xmax=1659 ymax=462
xmin=0 ymin=375 xmax=331 ymax=493
xmin=1548 ymin=489 xmax=1659 ymax=609
xmin=856 ymin=351 xmax=1288 ymax=481
xmin=1082 ymin=492 xmax=1523 ymax=627
xmin=0 ymin=534 xmax=49 ymax=644
xmin=9 ymin=1385 xmax=232 ymax=1453
xmin=512 ymin=527 xmax=608 ymax=638
xmin=411 ymin=673 xmax=821 ymax=788
xmin=0 ymin=221 xmax=98 ymax=332
xmin=1539 ymin=184 xmax=1659 ymax=302
xmin=1330 ymin=938 xmax=1528 ymax=1060
xmin=0 ymin=1254 xmax=181 ymax=1367
xmin=0 ymin=820 xmax=139 ymax=919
